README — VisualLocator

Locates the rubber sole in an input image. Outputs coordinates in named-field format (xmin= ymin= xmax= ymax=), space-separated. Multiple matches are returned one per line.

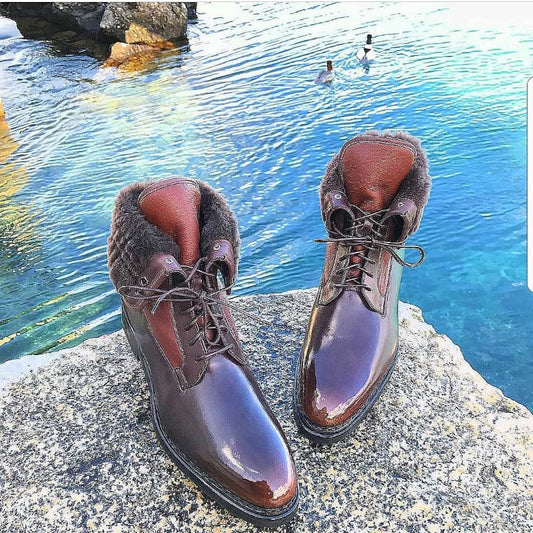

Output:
xmin=122 ymin=310 xmax=299 ymax=528
xmin=293 ymin=351 xmax=399 ymax=444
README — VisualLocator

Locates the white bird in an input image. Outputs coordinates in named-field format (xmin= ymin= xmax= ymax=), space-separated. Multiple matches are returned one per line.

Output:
xmin=356 ymin=34 xmax=376 ymax=63
xmin=315 ymin=60 xmax=335 ymax=84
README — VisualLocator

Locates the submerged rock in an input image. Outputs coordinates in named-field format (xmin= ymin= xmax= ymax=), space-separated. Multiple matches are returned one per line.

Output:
xmin=49 ymin=29 xmax=78 ymax=43
xmin=0 ymin=289 xmax=531 ymax=531
xmin=0 ymin=98 xmax=18 ymax=163
xmin=103 ymin=40 xmax=177 ymax=71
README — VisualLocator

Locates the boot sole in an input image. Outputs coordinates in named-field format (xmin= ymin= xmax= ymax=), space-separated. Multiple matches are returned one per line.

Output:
xmin=122 ymin=310 xmax=299 ymax=528
xmin=292 ymin=350 xmax=399 ymax=444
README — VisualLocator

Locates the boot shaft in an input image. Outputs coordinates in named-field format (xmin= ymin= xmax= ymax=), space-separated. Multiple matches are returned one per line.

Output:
xmin=107 ymin=178 xmax=243 ymax=388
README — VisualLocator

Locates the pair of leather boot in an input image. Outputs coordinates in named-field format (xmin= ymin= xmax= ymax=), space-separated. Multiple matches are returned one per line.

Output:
xmin=107 ymin=131 xmax=430 ymax=526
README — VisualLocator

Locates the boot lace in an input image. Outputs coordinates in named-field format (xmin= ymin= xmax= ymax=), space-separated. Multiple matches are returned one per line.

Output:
xmin=118 ymin=258 xmax=267 ymax=361
xmin=316 ymin=205 xmax=425 ymax=292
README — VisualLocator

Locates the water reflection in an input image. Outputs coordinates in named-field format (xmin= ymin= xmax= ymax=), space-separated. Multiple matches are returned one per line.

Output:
xmin=0 ymin=100 xmax=43 ymax=275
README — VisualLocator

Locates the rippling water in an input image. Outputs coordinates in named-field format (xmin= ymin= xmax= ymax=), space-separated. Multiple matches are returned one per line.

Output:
xmin=0 ymin=3 xmax=532 ymax=407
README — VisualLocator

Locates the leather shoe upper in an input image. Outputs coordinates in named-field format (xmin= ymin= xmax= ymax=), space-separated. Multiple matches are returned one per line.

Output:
xmin=109 ymin=178 xmax=297 ymax=511
xmin=296 ymin=132 xmax=431 ymax=432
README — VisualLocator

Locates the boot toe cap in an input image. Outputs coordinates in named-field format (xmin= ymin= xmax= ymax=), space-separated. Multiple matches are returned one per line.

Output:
xmin=302 ymin=382 xmax=366 ymax=428
xmin=298 ymin=353 xmax=386 ymax=428
xmin=215 ymin=435 xmax=298 ymax=509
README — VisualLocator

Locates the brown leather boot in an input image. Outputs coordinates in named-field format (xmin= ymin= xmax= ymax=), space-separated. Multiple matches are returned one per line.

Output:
xmin=108 ymin=178 xmax=298 ymax=526
xmin=294 ymin=132 xmax=431 ymax=443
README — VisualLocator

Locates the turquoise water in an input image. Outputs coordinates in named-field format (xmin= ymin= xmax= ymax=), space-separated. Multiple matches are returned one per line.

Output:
xmin=0 ymin=3 xmax=531 ymax=408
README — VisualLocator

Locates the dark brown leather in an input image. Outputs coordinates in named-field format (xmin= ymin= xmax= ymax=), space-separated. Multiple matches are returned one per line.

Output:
xmin=296 ymin=137 xmax=417 ymax=437
xmin=298 ymin=246 xmax=402 ymax=428
xmin=120 ymin=252 xmax=183 ymax=311
xmin=322 ymin=190 xmax=355 ymax=232
xmin=139 ymin=178 xmax=201 ymax=265
xmin=121 ymin=180 xmax=297 ymax=516
xmin=383 ymin=197 xmax=418 ymax=241
xmin=124 ymin=300 xmax=297 ymax=508
xmin=206 ymin=239 xmax=236 ymax=294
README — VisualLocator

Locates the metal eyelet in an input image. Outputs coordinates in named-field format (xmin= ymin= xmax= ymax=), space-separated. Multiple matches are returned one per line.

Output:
xmin=165 ymin=257 xmax=173 ymax=264
xmin=213 ymin=243 xmax=221 ymax=251
xmin=397 ymin=202 xmax=404 ymax=207
xmin=134 ymin=289 xmax=142 ymax=296
xmin=334 ymin=193 xmax=342 ymax=200
xmin=139 ymin=276 xmax=148 ymax=286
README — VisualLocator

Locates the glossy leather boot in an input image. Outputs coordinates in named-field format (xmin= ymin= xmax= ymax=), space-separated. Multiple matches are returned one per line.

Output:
xmin=108 ymin=178 xmax=298 ymax=526
xmin=294 ymin=132 xmax=431 ymax=443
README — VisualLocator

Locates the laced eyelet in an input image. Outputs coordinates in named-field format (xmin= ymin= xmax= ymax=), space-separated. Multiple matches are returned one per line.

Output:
xmin=139 ymin=276 xmax=148 ymax=286
xmin=317 ymin=204 xmax=425 ymax=293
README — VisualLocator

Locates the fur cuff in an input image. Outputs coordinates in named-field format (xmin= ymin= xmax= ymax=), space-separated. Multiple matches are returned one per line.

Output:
xmin=108 ymin=180 xmax=240 ymax=290
xmin=320 ymin=131 xmax=431 ymax=232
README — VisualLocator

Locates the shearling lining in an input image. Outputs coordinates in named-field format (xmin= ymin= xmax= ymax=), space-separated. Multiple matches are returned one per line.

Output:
xmin=108 ymin=179 xmax=240 ymax=290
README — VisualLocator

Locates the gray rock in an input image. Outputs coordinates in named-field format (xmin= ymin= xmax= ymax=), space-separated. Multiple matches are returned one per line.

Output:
xmin=99 ymin=2 xmax=187 ymax=44
xmin=0 ymin=3 xmax=44 ymax=19
xmin=0 ymin=3 xmax=105 ymax=36
xmin=0 ymin=2 xmax=188 ymax=59
xmin=185 ymin=2 xmax=198 ymax=20
xmin=0 ymin=289 xmax=531 ymax=532
xmin=50 ymin=30 xmax=78 ymax=43
xmin=41 ymin=3 xmax=105 ymax=35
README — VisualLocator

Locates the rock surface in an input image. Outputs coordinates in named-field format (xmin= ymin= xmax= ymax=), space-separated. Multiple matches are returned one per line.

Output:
xmin=99 ymin=2 xmax=187 ymax=43
xmin=0 ymin=289 xmax=531 ymax=532
xmin=0 ymin=2 xmax=190 ymax=63
xmin=0 ymin=2 xmax=105 ymax=37
xmin=185 ymin=2 xmax=198 ymax=21
xmin=0 ymin=97 xmax=18 ymax=163
xmin=41 ymin=3 xmax=106 ymax=35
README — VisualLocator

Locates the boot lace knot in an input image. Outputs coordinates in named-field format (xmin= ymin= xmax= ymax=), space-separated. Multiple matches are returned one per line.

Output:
xmin=118 ymin=257 xmax=267 ymax=361
xmin=316 ymin=205 xmax=425 ymax=292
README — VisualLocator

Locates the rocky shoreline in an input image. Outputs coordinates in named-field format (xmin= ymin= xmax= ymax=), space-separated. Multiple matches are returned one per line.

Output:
xmin=0 ymin=2 xmax=197 ymax=68
xmin=0 ymin=289 xmax=531 ymax=532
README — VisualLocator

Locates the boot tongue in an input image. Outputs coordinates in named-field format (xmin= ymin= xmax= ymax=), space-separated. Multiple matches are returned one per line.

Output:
xmin=139 ymin=178 xmax=201 ymax=266
xmin=339 ymin=138 xmax=415 ymax=212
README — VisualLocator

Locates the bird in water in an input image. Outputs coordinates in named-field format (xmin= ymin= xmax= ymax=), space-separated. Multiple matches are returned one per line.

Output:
xmin=315 ymin=60 xmax=335 ymax=84
xmin=356 ymin=34 xmax=376 ymax=64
